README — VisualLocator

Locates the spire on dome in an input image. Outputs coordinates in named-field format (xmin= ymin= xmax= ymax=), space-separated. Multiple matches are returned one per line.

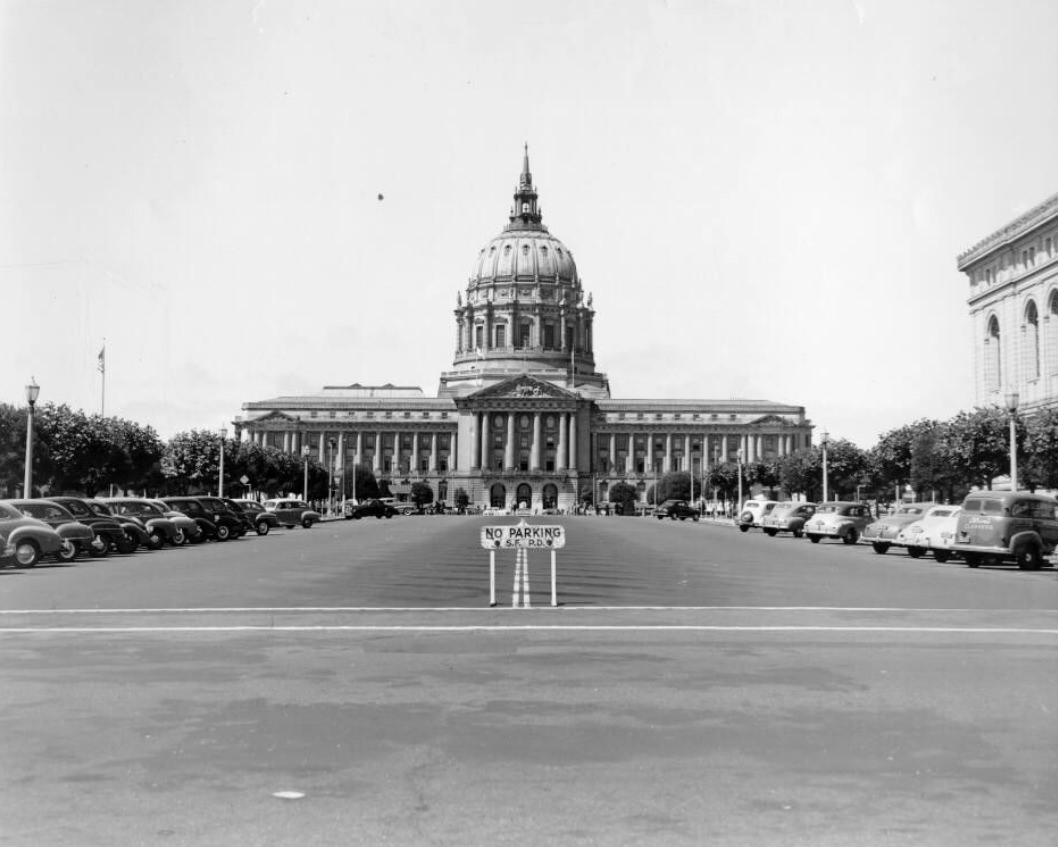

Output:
xmin=508 ymin=143 xmax=544 ymax=231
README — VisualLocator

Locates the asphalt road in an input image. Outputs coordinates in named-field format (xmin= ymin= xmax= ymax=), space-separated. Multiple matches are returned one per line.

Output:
xmin=1 ymin=516 xmax=1056 ymax=847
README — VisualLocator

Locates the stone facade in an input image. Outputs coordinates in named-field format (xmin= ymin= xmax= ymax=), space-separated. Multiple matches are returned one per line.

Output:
xmin=237 ymin=150 xmax=814 ymax=510
xmin=959 ymin=192 xmax=1058 ymax=411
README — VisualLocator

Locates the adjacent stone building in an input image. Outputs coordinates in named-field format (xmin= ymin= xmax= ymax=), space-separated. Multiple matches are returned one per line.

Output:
xmin=237 ymin=149 xmax=813 ymax=510
xmin=959 ymin=192 xmax=1058 ymax=411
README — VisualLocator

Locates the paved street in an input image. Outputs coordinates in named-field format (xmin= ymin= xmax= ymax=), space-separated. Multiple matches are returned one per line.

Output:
xmin=1 ymin=517 xmax=1056 ymax=846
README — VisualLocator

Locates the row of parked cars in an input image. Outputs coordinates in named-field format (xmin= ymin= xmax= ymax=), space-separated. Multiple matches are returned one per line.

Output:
xmin=0 ymin=496 xmax=322 ymax=568
xmin=738 ymin=490 xmax=1058 ymax=570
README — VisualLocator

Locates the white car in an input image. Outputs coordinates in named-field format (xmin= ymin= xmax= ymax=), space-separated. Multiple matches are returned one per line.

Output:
xmin=893 ymin=505 xmax=962 ymax=562
xmin=738 ymin=499 xmax=780 ymax=532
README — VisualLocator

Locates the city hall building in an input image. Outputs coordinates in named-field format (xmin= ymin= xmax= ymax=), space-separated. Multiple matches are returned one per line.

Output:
xmin=959 ymin=191 xmax=1058 ymax=412
xmin=236 ymin=150 xmax=813 ymax=510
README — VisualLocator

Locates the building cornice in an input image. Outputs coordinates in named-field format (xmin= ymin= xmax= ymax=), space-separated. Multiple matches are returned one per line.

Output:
xmin=957 ymin=192 xmax=1058 ymax=270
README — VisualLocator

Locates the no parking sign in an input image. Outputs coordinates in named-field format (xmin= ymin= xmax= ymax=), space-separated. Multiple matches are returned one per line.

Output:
xmin=479 ymin=520 xmax=565 ymax=606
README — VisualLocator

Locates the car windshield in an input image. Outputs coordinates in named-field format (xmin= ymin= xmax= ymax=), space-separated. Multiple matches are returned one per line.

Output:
xmin=815 ymin=504 xmax=840 ymax=514
xmin=238 ymin=501 xmax=264 ymax=514
xmin=962 ymin=498 xmax=1005 ymax=515
xmin=0 ymin=502 xmax=22 ymax=519
xmin=20 ymin=502 xmax=74 ymax=521
xmin=114 ymin=502 xmax=164 ymax=518
xmin=59 ymin=500 xmax=92 ymax=518
xmin=88 ymin=501 xmax=114 ymax=517
xmin=897 ymin=505 xmax=928 ymax=515
xmin=928 ymin=508 xmax=955 ymax=518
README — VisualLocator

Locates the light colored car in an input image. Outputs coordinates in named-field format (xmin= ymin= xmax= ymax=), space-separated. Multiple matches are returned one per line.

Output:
xmin=894 ymin=505 xmax=962 ymax=562
xmin=262 ymin=499 xmax=320 ymax=528
xmin=862 ymin=503 xmax=934 ymax=554
xmin=737 ymin=499 xmax=780 ymax=532
xmin=761 ymin=502 xmax=816 ymax=538
xmin=7 ymin=499 xmax=96 ymax=563
xmin=803 ymin=502 xmax=873 ymax=545
xmin=0 ymin=501 xmax=64 ymax=567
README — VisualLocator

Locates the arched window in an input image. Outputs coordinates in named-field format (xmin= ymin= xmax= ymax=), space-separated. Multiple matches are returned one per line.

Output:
xmin=1048 ymin=290 xmax=1058 ymax=377
xmin=985 ymin=315 xmax=1001 ymax=393
xmin=1025 ymin=300 xmax=1040 ymax=380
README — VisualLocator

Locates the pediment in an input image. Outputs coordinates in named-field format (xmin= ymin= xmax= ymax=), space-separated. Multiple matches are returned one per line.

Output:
xmin=470 ymin=375 xmax=578 ymax=402
xmin=252 ymin=410 xmax=301 ymax=424
xmin=750 ymin=414 xmax=791 ymax=426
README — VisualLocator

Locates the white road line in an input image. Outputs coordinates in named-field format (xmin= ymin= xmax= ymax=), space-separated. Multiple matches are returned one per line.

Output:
xmin=2 ymin=606 xmax=1054 ymax=614
xmin=522 ymin=548 xmax=531 ymax=608
xmin=0 ymin=626 xmax=1056 ymax=634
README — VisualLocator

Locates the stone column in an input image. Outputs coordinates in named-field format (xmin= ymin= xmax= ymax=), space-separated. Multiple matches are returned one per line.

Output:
xmin=557 ymin=413 xmax=568 ymax=472
xmin=355 ymin=432 xmax=363 ymax=468
xmin=283 ymin=431 xmax=291 ymax=453
xmin=430 ymin=432 xmax=438 ymax=472
xmin=608 ymin=433 xmax=616 ymax=474
xmin=481 ymin=412 xmax=491 ymax=471
xmin=568 ymin=412 xmax=578 ymax=472
xmin=665 ymin=433 xmax=673 ymax=472
xmin=532 ymin=412 xmax=542 ymax=471
xmin=373 ymin=432 xmax=382 ymax=474
xmin=626 ymin=433 xmax=634 ymax=474
xmin=450 ymin=431 xmax=457 ymax=471
xmin=411 ymin=432 xmax=420 ymax=475
xmin=471 ymin=413 xmax=481 ymax=470
xmin=505 ymin=412 xmax=516 ymax=470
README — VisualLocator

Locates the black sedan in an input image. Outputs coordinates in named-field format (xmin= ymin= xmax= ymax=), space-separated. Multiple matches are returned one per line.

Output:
xmin=345 ymin=499 xmax=398 ymax=520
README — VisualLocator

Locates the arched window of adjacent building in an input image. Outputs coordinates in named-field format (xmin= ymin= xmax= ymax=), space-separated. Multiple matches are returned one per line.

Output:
xmin=1025 ymin=300 xmax=1040 ymax=380
xmin=985 ymin=315 xmax=1001 ymax=393
xmin=1048 ymin=290 xmax=1058 ymax=377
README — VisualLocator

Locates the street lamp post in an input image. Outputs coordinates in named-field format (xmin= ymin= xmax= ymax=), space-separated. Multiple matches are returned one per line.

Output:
xmin=23 ymin=379 xmax=39 ymax=497
xmin=1006 ymin=391 xmax=1019 ymax=492
xmin=302 ymin=445 xmax=310 ymax=501
xmin=328 ymin=438 xmax=336 ymax=515
xmin=218 ymin=427 xmax=227 ymax=497
xmin=736 ymin=448 xmax=743 ymax=517
xmin=821 ymin=429 xmax=830 ymax=503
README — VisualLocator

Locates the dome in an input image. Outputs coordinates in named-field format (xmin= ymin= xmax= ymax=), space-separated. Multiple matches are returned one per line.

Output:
xmin=469 ymin=230 xmax=578 ymax=288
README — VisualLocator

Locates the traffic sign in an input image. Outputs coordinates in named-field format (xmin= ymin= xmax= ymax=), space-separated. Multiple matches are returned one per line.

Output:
xmin=480 ymin=520 xmax=566 ymax=549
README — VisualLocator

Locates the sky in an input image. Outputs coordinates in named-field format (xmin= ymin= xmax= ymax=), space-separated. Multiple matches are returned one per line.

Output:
xmin=3 ymin=0 xmax=1057 ymax=449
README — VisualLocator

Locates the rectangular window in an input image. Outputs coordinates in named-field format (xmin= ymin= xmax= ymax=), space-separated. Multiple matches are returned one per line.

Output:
xmin=475 ymin=326 xmax=483 ymax=349
xmin=544 ymin=324 xmax=555 ymax=348
xmin=496 ymin=325 xmax=506 ymax=347
xmin=519 ymin=324 xmax=531 ymax=347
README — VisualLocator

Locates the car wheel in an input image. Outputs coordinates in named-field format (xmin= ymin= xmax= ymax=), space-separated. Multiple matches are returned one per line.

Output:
xmin=793 ymin=529 xmax=804 ymax=539
xmin=933 ymin=550 xmax=952 ymax=563
xmin=656 ymin=515 xmax=663 ymax=520
xmin=14 ymin=539 xmax=40 ymax=567
xmin=116 ymin=534 xmax=138 ymax=554
xmin=402 ymin=507 xmax=413 ymax=516
xmin=55 ymin=539 xmax=79 ymax=563
xmin=872 ymin=542 xmax=890 ymax=554
xmin=215 ymin=524 xmax=232 ymax=542
xmin=1016 ymin=545 xmax=1044 ymax=570
xmin=352 ymin=514 xmax=362 ymax=520
xmin=301 ymin=518 xmax=314 ymax=529
xmin=171 ymin=527 xmax=186 ymax=546
xmin=764 ymin=528 xmax=777 ymax=537
xmin=256 ymin=521 xmax=270 ymax=536
xmin=907 ymin=546 xmax=924 ymax=559
xmin=965 ymin=554 xmax=981 ymax=568
xmin=145 ymin=531 xmax=164 ymax=551
xmin=739 ymin=524 xmax=749 ymax=533
xmin=842 ymin=529 xmax=859 ymax=545
xmin=88 ymin=533 xmax=110 ymax=558
xmin=808 ymin=534 xmax=821 ymax=544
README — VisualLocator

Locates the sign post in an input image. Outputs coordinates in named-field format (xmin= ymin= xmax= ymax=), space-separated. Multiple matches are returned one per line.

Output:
xmin=479 ymin=519 xmax=566 ymax=607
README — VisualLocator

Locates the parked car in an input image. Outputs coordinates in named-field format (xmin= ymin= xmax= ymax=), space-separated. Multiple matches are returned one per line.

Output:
xmin=761 ymin=502 xmax=816 ymax=537
xmin=231 ymin=499 xmax=280 ymax=535
xmin=145 ymin=499 xmax=204 ymax=545
xmin=893 ymin=505 xmax=963 ymax=562
xmin=6 ymin=499 xmax=96 ymax=563
xmin=46 ymin=496 xmax=128 ymax=557
xmin=219 ymin=498 xmax=257 ymax=536
xmin=345 ymin=499 xmax=397 ymax=520
xmin=953 ymin=491 xmax=1058 ymax=570
xmin=738 ymin=499 xmax=780 ymax=532
xmin=103 ymin=498 xmax=180 ymax=549
xmin=263 ymin=499 xmax=321 ymax=528
xmin=0 ymin=500 xmax=65 ymax=567
xmin=162 ymin=496 xmax=244 ymax=541
xmin=655 ymin=499 xmax=701 ymax=521
xmin=84 ymin=499 xmax=149 ymax=553
xmin=862 ymin=503 xmax=934 ymax=554
xmin=803 ymin=502 xmax=873 ymax=545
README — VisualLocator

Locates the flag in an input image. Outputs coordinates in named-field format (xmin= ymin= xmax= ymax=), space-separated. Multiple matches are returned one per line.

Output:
xmin=97 ymin=346 xmax=105 ymax=374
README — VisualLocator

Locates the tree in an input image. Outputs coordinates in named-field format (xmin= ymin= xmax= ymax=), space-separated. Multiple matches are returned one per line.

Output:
xmin=609 ymin=481 xmax=638 ymax=516
xmin=411 ymin=481 xmax=434 ymax=511
xmin=706 ymin=461 xmax=741 ymax=503
xmin=776 ymin=450 xmax=818 ymax=500
xmin=1023 ymin=407 xmax=1058 ymax=491
xmin=944 ymin=407 xmax=1011 ymax=490
xmin=34 ymin=404 xmax=115 ymax=497
xmin=453 ymin=487 xmax=470 ymax=512
xmin=746 ymin=460 xmax=781 ymax=499
xmin=657 ymin=471 xmax=691 ymax=502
